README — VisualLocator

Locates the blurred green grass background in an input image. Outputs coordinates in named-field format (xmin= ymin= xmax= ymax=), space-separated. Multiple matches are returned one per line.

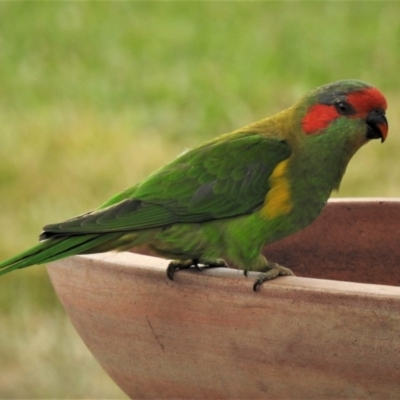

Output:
xmin=0 ymin=2 xmax=399 ymax=398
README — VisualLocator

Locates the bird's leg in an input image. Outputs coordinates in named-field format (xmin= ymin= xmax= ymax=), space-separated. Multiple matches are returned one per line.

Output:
xmin=166 ymin=258 xmax=228 ymax=281
xmin=166 ymin=259 xmax=196 ymax=280
xmin=253 ymin=261 xmax=294 ymax=292
xmin=199 ymin=257 xmax=228 ymax=269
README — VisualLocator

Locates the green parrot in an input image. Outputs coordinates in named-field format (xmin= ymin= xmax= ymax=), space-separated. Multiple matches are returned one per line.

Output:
xmin=0 ymin=79 xmax=388 ymax=291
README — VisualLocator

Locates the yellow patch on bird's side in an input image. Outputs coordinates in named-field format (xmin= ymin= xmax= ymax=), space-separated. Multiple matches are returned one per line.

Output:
xmin=261 ymin=159 xmax=293 ymax=220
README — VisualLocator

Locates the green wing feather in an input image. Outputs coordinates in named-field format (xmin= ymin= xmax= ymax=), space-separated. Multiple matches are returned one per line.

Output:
xmin=42 ymin=133 xmax=291 ymax=237
xmin=0 ymin=233 xmax=123 ymax=275
xmin=0 ymin=133 xmax=290 ymax=274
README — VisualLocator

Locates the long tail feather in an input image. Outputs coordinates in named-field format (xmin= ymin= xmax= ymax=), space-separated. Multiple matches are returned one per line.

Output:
xmin=0 ymin=233 xmax=122 ymax=276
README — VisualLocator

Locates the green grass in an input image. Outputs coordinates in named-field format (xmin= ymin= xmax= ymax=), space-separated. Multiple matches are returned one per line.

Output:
xmin=0 ymin=2 xmax=399 ymax=398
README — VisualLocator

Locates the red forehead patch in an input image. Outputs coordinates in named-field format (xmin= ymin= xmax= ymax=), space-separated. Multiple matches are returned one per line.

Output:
xmin=302 ymin=87 xmax=387 ymax=135
xmin=346 ymin=87 xmax=387 ymax=114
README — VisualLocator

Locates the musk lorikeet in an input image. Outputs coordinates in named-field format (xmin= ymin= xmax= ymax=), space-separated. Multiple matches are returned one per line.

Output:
xmin=0 ymin=80 xmax=388 ymax=291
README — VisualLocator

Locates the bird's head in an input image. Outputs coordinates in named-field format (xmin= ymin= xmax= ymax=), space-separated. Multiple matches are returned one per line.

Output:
xmin=298 ymin=79 xmax=388 ymax=151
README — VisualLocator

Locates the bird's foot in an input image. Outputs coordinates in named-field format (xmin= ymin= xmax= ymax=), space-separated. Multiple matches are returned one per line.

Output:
xmin=253 ymin=263 xmax=294 ymax=292
xmin=166 ymin=258 xmax=228 ymax=281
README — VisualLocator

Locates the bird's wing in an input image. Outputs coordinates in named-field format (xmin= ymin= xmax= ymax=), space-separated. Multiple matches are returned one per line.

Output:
xmin=42 ymin=133 xmax=291 ymax=236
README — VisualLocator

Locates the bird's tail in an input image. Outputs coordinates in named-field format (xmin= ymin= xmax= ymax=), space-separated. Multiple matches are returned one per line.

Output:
xmin=0 ymin=233 xmax=123 ymax=276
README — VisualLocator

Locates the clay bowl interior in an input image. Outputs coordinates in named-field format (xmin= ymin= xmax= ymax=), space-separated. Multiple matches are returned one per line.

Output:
xmin=47 ymin=199 xmax=400 ymax=399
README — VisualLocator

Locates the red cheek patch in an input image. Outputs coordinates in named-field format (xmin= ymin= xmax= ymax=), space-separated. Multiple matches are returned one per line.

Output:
xmin=302 ymin=104 xmax=338 ymax=135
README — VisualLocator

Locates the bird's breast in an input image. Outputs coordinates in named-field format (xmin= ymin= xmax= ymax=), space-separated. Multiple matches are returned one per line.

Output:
xmin=256 ymin=155 xmax=332 ymax=245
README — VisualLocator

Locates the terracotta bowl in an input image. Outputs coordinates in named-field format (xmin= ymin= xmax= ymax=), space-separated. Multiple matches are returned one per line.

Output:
xmin=47 ymin=199 xmax=400 ymax=399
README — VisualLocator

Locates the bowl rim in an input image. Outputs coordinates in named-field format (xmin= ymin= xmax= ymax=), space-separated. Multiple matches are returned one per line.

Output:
xmin=66 ymin=250 xmax=400 ymax=299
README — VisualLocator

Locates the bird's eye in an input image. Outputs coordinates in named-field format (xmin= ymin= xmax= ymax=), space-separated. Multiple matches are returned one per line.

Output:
xmin=334 ymin=101 xmax=354 ymax=116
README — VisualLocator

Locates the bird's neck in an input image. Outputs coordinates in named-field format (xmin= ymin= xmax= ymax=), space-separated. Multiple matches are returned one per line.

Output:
xmin=289 ymin=140 xmax=356 ymax=216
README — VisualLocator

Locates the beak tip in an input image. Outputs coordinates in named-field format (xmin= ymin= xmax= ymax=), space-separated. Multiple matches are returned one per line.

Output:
xmin=380 ymin=124 xmax=388 ymax=143
xmin=366 ymin=110 xmax=388 ymax=143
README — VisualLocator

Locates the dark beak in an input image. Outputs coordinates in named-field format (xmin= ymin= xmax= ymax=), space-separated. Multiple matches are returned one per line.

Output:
xmin=366 ymin=109 xmax=388 ymax=143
